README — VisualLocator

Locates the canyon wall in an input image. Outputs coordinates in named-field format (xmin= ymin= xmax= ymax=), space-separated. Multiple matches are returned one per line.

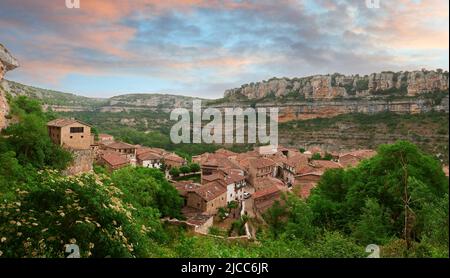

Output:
xmin=0 ymin=44 xmax=19 ymax=130
xmin=210 ymin=96 xmax=449 ymax=123
xmin=224 ymin=70 xmax=449 ymax=100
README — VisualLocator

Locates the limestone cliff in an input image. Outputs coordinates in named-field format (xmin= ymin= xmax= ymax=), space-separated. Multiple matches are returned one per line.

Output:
xmin=0 ymin=44 xmax=19 ymax=130
xmin=224 ymin=70 xmax=449 ymax=100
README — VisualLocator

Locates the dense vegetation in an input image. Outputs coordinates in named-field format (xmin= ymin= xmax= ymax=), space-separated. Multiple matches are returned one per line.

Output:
xmin=0 ymin=96 xmax=448 ymax=258
xmin=264 ymin=141 xmax=449 ymax=257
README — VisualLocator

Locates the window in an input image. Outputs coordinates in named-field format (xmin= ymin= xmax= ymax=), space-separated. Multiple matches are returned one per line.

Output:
xmin=70 ymin=136 xmax=73 ymax=139
xmin=81 ymin=136 xmax=84 ymax=138
xmin=70 ymin=127 xmax=84 ymax=133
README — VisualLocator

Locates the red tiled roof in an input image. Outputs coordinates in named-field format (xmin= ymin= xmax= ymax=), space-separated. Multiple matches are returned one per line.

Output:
xmin=254 ymin=176 xmax=284 ymax=191
xmin=285 ymin=154 xmax=308 ymax=170
xmin=47 ymin=118 xmax=91 ymax=127
xmin=249 ymin=157 xmax=275 ymax=169
xmin=311 ymin=160 xmax=342 ymax=169
xmin=224 ymin=173 xmax=246 ymax=184
xmin=164 ymin=153 xmax=185 ymax=163
xmin=215 ymin=148 xmax=237 ymax=157
xmin=202 ymin=173 xmax=224 ymax=183
xmin=106 ymin=141 xmax=136 ymax=150
xmin=138 ymin=152 xmax=162 ymax=161
xmin=253 ymin=185 xmax=281 ymax=199
xmin=101 ymin=152 xmax=129 ymax=167
xmin=340 ymin=150 xmax=377 ymax=160
xmin=173 ymin=182 xmax=202 ymax=196
xmin=194 ymin=181 xmax=226 ymax=201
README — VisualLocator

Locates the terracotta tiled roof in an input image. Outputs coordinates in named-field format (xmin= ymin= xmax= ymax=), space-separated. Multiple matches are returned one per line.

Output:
xmin=106 ymin=141 xmax=137 ymax=150
xmin=202 ymin=153 xmax=243 ymax=171
xmin=47 ymin=118 xmax=91 ymax=127
xmin=215 ymin=148 xmax=237 ymax=157
xmin=340 ymin=150 xmax=377 ymax=160
xmin=194 ymin=181 xmax=226 ymax=201
xmin=285 ymin=154 xmax=309 ymax=171
xmin=138 ymin=152 xmax=162 ymax=161
xmin=311 ymin=160 xmax=342 ymax=169
xmin=254 ymin=176 xmax=284 ymax=191
xmin=253 ymin=185 xmax=281 ymax=199
xmin=224 ymin=173 xmax=246 ymax=184
xmin=173 ymin=181 xmax=202 ymax=196
xmin=249 ymin=157 xmax=275 ymax=169
xmin=202 ymin=173 xmax=224 ymax=183
xmin=164 ymin=153 xmax=186 ymax=163
xmin=101 ymin=152 xmax=129 ymax=167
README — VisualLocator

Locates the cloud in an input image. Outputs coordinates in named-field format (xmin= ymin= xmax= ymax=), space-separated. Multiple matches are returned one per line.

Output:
xmin=0 ymin=0 xmax=448 ymax=98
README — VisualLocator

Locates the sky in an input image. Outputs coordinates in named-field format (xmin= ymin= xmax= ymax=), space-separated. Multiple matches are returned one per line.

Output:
xmin=0 ymin=0 xmax=448 ymax=99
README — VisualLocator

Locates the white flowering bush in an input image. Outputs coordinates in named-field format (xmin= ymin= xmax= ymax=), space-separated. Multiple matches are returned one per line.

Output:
xmin=0 ymin=170 xmax=165 ymax=258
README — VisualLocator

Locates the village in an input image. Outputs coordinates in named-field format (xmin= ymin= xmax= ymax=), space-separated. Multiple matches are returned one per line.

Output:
xmin=45 ymin=117 xmax=386 ymax=238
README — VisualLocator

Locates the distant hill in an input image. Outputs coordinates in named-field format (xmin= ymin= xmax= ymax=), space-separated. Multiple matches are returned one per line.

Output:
xmin=0 ymin=79 xmax=204 ymax=112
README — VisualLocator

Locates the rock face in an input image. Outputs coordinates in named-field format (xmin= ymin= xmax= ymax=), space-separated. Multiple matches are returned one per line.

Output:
xmin=224 ymin=70 xmax=449 ymax=100
xmin=0 ymin=44 xmax=19 ymax=129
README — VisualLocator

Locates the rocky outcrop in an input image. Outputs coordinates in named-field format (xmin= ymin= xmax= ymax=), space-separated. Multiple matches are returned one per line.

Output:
xmin=224 ymin=70 xmax=449 ymax=100
xmin=0 ymin=44 xmax=19 ymax=130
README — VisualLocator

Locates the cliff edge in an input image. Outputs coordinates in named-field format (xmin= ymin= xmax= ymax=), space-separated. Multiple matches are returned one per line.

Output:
xmin=0 ymin=44 xmax=19 ymax=129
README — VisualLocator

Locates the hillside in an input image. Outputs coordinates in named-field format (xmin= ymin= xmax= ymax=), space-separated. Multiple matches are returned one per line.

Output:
xmin=1 ymin=80 xmax=203 ymax=113
xmin=1 ymin=75 xmax=448 ymax=161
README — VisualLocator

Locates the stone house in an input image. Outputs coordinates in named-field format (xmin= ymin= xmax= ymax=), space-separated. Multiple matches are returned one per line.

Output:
xmin=186 ymin=181 xmax=227 ymax=214
xmin=47 ymin=118 xmax=93 ymax=150
xmin=99 ymin=151 xmax=129 ymax=172
xmin=248 ymin=157 xmax=276 ymax=186
xmin=163 ymin=153 xmax=186 ymax=169
xmin=104 ymin=141 xmax=137 ymax=165
xmin=252 ymin=185 xmax=283 ymax=218
xmin=282 ymin=154 xmax=309 ymax=186
xmin=137 ymin=151 xmax=162 ymax=169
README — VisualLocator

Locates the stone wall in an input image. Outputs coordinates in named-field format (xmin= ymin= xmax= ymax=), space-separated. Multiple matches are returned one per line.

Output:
xmin=62 ymin=149 xmax=94 ymax=176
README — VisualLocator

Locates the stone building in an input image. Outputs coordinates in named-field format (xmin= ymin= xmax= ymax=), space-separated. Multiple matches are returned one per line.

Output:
xmin=47 ymin=119 xmax=93 ymax=150
xmin=103 ymin=141 xmax=137 ymax=165
xmin=186 ymin=181 xmax=227 ymax=214
xmin=99 ymin=151 xmax=130 ymax=172
xmin=248 ymin=157 xmax=276 ymax=186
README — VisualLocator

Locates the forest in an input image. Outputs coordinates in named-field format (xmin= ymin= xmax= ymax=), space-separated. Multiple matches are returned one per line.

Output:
xmin=0 ymin=96 xmax=448 ymax=258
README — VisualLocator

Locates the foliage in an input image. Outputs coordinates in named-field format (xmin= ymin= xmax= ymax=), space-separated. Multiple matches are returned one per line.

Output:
xmin=2 ymin=96 xmax=72 ymax=170
xmin=110 ymin=167 xmax=183 ymax=219
xmin=308 ymin=140 xmax=448 ymax=253
xmin=0 ymin=170 xmax=162 ymax=258
xmin=169 ymin=167 xmax=180 ymax=178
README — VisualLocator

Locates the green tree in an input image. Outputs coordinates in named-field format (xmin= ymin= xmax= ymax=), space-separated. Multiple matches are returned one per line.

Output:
xmin=111 ymin=167 xmax=183 ymax=219
xmin=179 ymin=165 xmax=191 ymax=175
xmin=189 ymin=163 xmax=200 ymax=173
xmin=352 ymin=198 xmax=391 ymax=245
xmin=169 ymin=167 xmax=180 ymax=178
xmin=311 ymin=153 xmax=322 ymax=160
